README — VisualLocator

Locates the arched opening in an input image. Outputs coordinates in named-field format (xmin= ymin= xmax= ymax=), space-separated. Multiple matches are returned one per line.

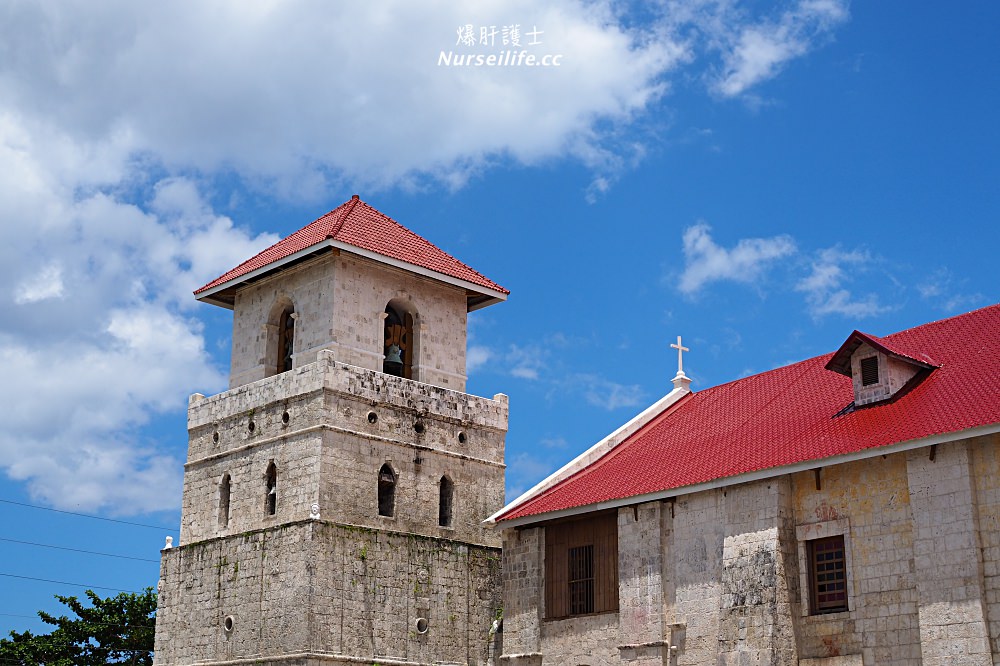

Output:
xmin=378 ymin=463 xmax=396 ymax=517
xmin=265 ymin=462 xmax=277 ymax=516
xmin=266 ymin=298 xmax=296 ymax=377
xmin=383 ymin=303 xmax=415 ymax=379
xmin=439 ymin=476 xmax=453 ymax=527
xmin=219 ymin=473 xmax=231 ymax=528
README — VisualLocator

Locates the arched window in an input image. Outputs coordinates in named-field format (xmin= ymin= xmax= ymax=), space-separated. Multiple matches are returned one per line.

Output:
xmin=276 ymin=306 xmax=295 ymax=374
xmin=266 ymin=299 xmax=296 ymax=377
xmin=378 ymin=463 xmax=396 ymax=517
xmin=439 ymin=476 xmax=453 ymax=527
xmin=265 ymin=462 xmax=277 ymax=516
xmin=383 ymin=304 xmax=414 ymax=379
xmin=219 ymin=473 xmax=231 ymax=528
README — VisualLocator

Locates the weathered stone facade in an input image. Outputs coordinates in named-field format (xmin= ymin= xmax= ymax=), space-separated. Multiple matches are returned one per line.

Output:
xmin=501 ymin=433 xmax=1000 ymax=665
xmin=229 ymin=252 xmax=470 ymax=392
xmin=155 ymin=243 xmax=507 ymax=665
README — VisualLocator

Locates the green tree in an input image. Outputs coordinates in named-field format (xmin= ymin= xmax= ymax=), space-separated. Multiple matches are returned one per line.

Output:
xmin=0 ymin=588 xmax=156 ymax=665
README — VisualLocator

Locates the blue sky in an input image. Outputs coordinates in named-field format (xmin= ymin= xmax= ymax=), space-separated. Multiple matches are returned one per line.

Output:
xmin=1 ymin=0 xmax=998 ymax=637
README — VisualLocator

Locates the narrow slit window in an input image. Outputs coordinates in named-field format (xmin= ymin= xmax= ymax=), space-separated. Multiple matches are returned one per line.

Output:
xmin=277 ymin=308 xmax=295 ymax=374
xmin=265 ymin=462 xmax=277 ymax=516
xmin=860 ymin=356 xmax=879 ymax=387
xmin=219 ymin=473 xmax=231 ymax=528
xmin=378 ymin=464 xmax=396 ymax=517
xmin=439 ymin=476 xmax=453 ymax=527
xmin=809 ymin=535 xmax=848 ymax=614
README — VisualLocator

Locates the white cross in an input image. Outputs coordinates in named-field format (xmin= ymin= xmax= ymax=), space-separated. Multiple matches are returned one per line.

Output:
xmin=670 ymin=335 xmax=689 ymax=375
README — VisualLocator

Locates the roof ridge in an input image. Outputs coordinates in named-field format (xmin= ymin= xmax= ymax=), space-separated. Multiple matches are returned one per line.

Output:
xmin=882 ymin=302 xmax=1000 ymax=340
xmin=328 ymin=194 xmax=360 ymax=239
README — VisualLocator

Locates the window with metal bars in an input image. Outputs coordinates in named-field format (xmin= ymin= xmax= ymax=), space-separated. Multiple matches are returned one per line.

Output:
xmin=568 ymin=545 xmax=595 ymax=615
xmin=809 ymin=534 xmax=848 ymax=613
xmin=543 ymin=512 xmax=618 ymax=619
xmin=860 ymin=356 xmax=879 ymax=387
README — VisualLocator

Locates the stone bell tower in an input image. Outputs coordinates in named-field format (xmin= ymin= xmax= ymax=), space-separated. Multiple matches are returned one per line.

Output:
xmin=153 ymin=196 xmax=509 ymax=666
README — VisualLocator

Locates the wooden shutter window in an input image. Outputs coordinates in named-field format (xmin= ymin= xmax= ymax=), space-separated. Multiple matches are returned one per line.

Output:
xmin=860 ymin=356 xmax=879 ymax=387
xmin=544 ymin=512 xmax=618 ymax=619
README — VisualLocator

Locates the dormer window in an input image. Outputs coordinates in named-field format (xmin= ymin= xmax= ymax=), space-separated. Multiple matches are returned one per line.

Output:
xmin=860 ymin=356 xmax=879 ymax=387
xmin=826 ymin=330 xmax=936 ymax=408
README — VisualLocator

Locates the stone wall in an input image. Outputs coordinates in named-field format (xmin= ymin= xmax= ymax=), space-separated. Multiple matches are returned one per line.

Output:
xmin=791 ymin=450 xmax=917 ymax=663
xmin=228 ymin=252 xmax=470 ymax=391
xmin=850 ymin=342 xmax=921 ymax=407
xmin=158 ymin=353 xmax=508 ymax=665
xmin=500 ymin=526 xmax=544 ymax=663
xmin=972 ymin=433 xmax=1000 ymax=663
xmin=155 ymin=521 xmax=502 ymax=665
xmin=229 ymin=254 xmax=336 ymax=389
xmin=331 ymin=253 xmax=469 ymax=392
xmin=183 ymin=354 xmax=506 ymax=546
xmin=500 ymin=434 xmax=1000 ymax=665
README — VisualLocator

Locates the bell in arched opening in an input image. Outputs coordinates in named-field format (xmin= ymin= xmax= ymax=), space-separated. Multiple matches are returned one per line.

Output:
xmin=383 ymin=305 xmax=413 ymax=378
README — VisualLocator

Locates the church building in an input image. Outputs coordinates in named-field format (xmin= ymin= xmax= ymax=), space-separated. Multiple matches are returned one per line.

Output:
xmin=491 ymin=305 xmax=1000 ymax=666
xmin=153 ymin=196 xmax=509 ymax=665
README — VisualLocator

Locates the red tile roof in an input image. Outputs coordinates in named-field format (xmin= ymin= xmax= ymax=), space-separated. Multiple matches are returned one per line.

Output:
xmin=196 ymin=195 xmax=508 ymax=296
xmin=498 ymin=304 xmax=1000 ymax=523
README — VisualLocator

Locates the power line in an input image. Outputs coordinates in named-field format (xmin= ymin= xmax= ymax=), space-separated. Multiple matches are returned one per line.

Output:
xmin=0 ymin=613 xmax=154 ymax=630
xmin=0 ymin=573 xmax=145 ymax=595
xmin=0 ymin=537 xmax=160 ymax=563
xmin=0 ymin=498 xmax=177 ymax=533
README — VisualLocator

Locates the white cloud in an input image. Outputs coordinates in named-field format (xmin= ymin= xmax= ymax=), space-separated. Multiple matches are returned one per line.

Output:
xmin=678 ymin=222 xmax=796 ymax=294
xmin=918 ymin=267 xmax=984 ymax=313
xmin=706 ymin=0 xmax=850 ymax=97
xmin=14 ymin=262 xmax=65 ymax=304
xmin=575 ymin=374 xmax=645 ymax=411
xmin=467 ymin=345 xmax=493 ymax=374
xmin=0 ymin=118 xmax=277 ymax=513
xmin=0 ymin=1 xmax=688 ymax=197
xmin=0 ymin=2 xmax=851 ymax=201
xmin=506 ymin=344 xmax=547 ymax=380
xmin=795 ymin=247 xmax=888 ymax=318
xmin=0 ymin=306 xmax=218 ymax=513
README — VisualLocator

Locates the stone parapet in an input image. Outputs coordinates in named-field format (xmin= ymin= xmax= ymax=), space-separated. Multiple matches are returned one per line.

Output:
xmin=191 ymin=352 xmax=508 ymax=433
